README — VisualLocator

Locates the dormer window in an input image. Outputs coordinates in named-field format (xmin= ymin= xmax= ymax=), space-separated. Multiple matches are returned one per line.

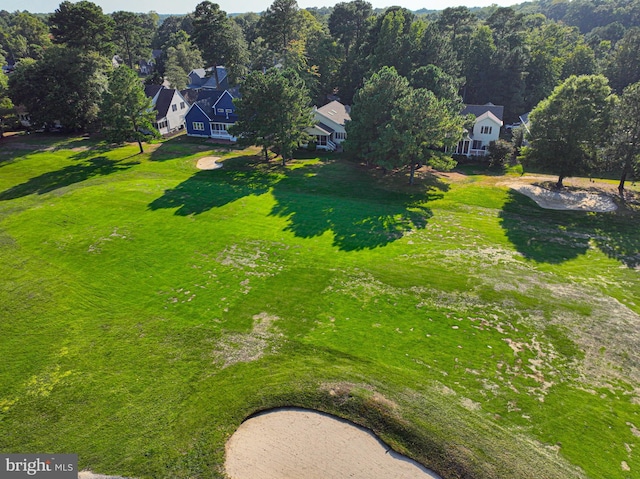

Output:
xmin=217 ymin=108 xmax=224 ymax=113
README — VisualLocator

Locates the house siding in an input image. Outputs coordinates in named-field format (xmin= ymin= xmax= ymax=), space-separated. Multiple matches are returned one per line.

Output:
xmin=185 ymin=104 xmax=213 ymax=137
xmin=161 ymin=91 xmax=188 ymax=134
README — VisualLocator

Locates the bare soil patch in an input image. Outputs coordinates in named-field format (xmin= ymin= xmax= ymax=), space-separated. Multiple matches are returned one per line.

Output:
xmin=225 ymin=408 xmax=441 ymax=479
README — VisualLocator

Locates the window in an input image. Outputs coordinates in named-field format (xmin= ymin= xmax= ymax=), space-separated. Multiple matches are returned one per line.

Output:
xmin=472 ymin=140 xmax=483 ymax=150
xmin=334 ymin=132 xmax=346 ymax=141
xmin=225 ymin=109 xmax=233 ymax=113
xmin=180 ymin=102 xmax=185 ymax=109
xmin=157 ymin=120 xmax=168 ymax=129
xmin=212 ymin=123 xmax=228 ymax=131
xmin=217 ymin=108 xmax=225 ymax=113
xmin=480 ymin=126 xmax=492 ymax=134
xmin=192 ymin=122 xmax=205 ymax=131
xmin=172 ymin=104 xmax=177 ymax=112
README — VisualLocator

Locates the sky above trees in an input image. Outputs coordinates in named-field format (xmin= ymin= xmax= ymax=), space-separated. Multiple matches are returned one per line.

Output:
xmin=3 ymin=0 xmax=517 ymax=14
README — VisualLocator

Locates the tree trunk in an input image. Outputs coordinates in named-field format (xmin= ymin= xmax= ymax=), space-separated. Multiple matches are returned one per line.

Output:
xmin=409 ymin=162 xmax=416 ymax=185
xmin=618 ymin=169 xmax=627 ymax=197
xmin=213 ymin=64 xmax=220 ymax=89
xmin=556 ymin=175 xmax=564 ymax=188
xmin=263 ymin=145 xmax=269 ymax=163
xmin=137 ymin=138 xmax=144 ymax=154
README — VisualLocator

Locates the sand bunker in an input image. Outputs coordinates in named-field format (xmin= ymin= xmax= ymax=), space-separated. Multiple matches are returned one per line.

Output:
xmin=78 ymin=472 xmax=129 ymax=479
xmin=225 ymin=408 xmax=442 ymax=479
xmin=196 ymin=156 xmax=222 ymax=170
xmin=504 ymin=181 xmax=617 ymax=212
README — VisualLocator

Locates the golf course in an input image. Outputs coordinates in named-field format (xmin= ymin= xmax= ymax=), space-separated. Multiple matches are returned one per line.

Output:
xmin=0 ymin=133 xmax=638 ymax=479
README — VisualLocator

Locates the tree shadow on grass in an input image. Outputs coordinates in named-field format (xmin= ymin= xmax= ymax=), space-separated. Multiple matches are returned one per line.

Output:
xmin=148 ymin=135 xmax=237 ymax=162
xmin=269 ymin=160 xmax=448 ymax=251
xmin=0 ymin=156 xmax=139 ymax=201
xmin=499 ymin=189 xmax=640 ymax=267
xmin=148 ymin=155 xmax=281 ymax=215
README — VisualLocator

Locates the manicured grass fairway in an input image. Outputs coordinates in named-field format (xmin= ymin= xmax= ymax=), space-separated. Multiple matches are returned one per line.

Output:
xmin=0 ymin=134 xmax=638 ymax=479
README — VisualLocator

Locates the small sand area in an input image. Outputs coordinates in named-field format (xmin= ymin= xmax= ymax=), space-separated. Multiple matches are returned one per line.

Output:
xmin=225 ymin=407 xmax=442 ymax=479
xmin=196 ymin=156 xmax=222 ymax=170
xmin=501 ymin=176 xmax=618 ymax=212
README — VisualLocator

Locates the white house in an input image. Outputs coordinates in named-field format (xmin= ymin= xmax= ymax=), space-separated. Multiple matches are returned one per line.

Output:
xmin=454 ymin=103 xmax=504 ymax=157
xmin=144 ymin=85 xmax=190 ymax=136
xmin=306 ymin=100 xmax=350 ymax=151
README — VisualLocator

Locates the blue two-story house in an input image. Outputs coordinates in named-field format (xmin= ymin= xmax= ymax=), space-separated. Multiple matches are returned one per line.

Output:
xmin=184 ymin=89 xmax=239 ymax=142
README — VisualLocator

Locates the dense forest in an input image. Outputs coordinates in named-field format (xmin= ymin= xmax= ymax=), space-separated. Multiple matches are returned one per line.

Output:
xmin=1 ymin=0 xmax=639 ymax=187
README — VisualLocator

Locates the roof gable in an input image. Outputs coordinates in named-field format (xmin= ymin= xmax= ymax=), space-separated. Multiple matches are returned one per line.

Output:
xmin=462 ymin=103 xmax=504 ymax=122
xmin=475 ymin=110 xmax=503 ymax=126
xmin=155 ymin=89 xmax=178 ymax=119
xmin=185 ymin=102 xmax=213 ymax=122
xmin=144 ymin=84 xmax=163 ymax=103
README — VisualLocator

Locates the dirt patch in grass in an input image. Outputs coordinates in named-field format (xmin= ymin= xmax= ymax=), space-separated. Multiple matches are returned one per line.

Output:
xmin=213 ymin=312 xmax=282 ymax=368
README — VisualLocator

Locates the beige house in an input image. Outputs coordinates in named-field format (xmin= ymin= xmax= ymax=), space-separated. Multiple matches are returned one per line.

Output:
xmin=306 ymin=100 xmax=350 ymax=151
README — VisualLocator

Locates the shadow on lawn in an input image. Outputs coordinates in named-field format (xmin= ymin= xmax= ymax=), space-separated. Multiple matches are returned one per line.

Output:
xmin=269 ymin=160 xmax=447 ymax=251
xmin=148 ymin=155 xmax=281 ymax=215
xmin=499 ymin=189 xmax=640 ymax=267
xmin=0 ymin=156 xmax=138 ymax=201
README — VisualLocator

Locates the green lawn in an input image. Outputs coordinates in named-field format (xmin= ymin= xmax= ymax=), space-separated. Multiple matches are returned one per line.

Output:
xmin=0 ymin=134 xmax=638 ymax=479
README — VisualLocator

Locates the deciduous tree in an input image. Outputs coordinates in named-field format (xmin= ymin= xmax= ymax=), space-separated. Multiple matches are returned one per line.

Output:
xmin=607 ymin=81 xmax=640 ymax=194
xmin=523 ymin=74 xmax=614 ymax=187
xmin=8 ymin=46 xmax=110 ymax=131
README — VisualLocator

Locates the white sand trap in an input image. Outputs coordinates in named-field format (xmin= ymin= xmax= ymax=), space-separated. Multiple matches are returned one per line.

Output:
xmin=225 ymin=408 xmax=442 ymax=479
xmin=505 ymin=182 xmax=617 ymax=212
xmin=196 ymin=156 xmax=222 ymax=170
xmin=78 ymin=471 xmax=130 ymax=479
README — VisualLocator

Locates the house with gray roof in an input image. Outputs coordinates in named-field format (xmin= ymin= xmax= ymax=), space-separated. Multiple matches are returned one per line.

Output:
xmin=453 ymin=103 xmax=504 ymax=157
xmin=306 ymin=100 xmax=351 ymax=151
xmin=144 ymin=85 xmax=189 ymax=136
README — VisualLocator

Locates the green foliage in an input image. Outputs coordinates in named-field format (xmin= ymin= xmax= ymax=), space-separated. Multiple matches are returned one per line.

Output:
xmin=100 ymin=65 xmax=158 ymax=152
xmin=112 ymin=11 xmax=155 ymax=70
xmin=487 ymin=138 xmax=515 ymax=168
xmin=192 ymin=1 xmax=248 ymax=84
xmin=257 ymin=0 xmax=303 ymax=55
xmin=229 ymin=68 xmax=313 ymax=164
xmin=606 ymin=27 xmax=640 ymax=93
xmin=347 ymin=67 xmax=464 ymax=183
xmin=346 ymin=66 xmax=409 ymax=160
xmin=49 ymin=1 xmax=115 ymax=56
xmin=328 ymin=0 xmax=372 ymax=58
xmin=8 ymin=47 xmax=110 ymax=131
xmin=606 ymin=81 xmax=640 ymax=191
xmin=524 ymin=74 xmax=614 ymax=186
xmin=164 ymin=40 xmax=203 ymax=90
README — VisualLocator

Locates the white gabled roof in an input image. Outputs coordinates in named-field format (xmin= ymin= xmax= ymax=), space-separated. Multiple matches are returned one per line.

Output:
xmin=475 ymin=110 xmax=503 ymax=126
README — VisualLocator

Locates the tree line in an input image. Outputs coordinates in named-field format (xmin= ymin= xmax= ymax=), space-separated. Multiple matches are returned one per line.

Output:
xmin=0 ymin=0 xmax=638 ymax=186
